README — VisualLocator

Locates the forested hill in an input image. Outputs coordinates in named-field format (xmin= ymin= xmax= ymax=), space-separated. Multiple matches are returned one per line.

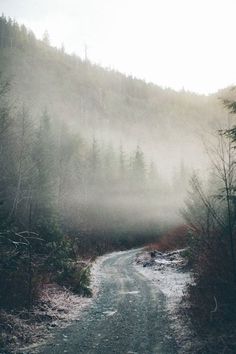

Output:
xmin=2 ymin=12 xmax=236 ymax=354
xmin=0 ymin=14 xmax=232 ymax=327
xmin=0 ymin=15 xmax=226 ymax=174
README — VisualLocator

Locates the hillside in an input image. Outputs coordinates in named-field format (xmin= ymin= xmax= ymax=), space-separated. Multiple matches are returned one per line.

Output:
xmin=0 ymin=15 xmax=227 ymax=176
xmin=2 ymin=10 xmax=236 ymax=354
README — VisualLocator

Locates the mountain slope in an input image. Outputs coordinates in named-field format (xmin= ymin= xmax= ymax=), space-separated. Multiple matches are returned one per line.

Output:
xmin=0 ymin=15 xmax=227 ymax=175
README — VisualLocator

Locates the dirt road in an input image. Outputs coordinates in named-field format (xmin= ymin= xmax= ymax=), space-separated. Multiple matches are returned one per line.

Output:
xmin=39 ymin=249 xmax=177 ymax=354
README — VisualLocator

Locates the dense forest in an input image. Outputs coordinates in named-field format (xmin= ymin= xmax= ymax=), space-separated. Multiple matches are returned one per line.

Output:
xmin=0 ymin=12 xmax=226 ymax=301
xmin=2 ymin=13 xmax=236 ymax=353
xmin=0 ymin=14 xmax=191 ymax=309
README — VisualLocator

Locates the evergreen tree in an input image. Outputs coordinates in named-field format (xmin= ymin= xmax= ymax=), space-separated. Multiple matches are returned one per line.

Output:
xmin=132 ymin=145 xmax=146 ymax=187
xmin=32 ymin=110 xmax=60 ymax=241
xmin=42 ymin=30 xmax=50 ymax=46
xmin=88 ymin=138 xmax=100 ymax=185
xmin=103 ymin=143 xmax=116 ymax=184
xmin=119 ymin=144 xmax=126 ymax=180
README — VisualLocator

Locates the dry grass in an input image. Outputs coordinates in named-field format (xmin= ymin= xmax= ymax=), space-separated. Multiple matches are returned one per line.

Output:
xmin=146 ymin=224 xmax=189 ymax=252
xmin=0 ymin=283 xmax=92 ymax=353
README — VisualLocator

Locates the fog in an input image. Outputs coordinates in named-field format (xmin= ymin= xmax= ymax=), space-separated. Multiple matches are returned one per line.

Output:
xmin=3 ymin=5 xmax=236 ymax=353
xmin=0 ymin=13 xmax=232 ymax=250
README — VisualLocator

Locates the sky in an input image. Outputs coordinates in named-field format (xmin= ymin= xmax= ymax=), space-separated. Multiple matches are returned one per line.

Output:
xmin=1 ymin=0 xmax=236 ymax=94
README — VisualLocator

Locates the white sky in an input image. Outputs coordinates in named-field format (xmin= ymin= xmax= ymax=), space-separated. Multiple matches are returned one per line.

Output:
xmin=1 ymin=0 xmax=236 ymax=94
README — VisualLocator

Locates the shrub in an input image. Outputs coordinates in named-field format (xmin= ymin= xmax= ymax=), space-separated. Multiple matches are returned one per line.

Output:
xmin=146 ymin=224 xmax=189 ymax=252
xmin=56 ymin=261 xmax=92 ymax=297
xmin=0 ymin=250 xmax=43 ymax=309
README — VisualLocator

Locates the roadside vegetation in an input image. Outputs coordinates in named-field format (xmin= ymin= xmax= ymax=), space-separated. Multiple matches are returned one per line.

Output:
xmin=145 ymin=225 xmax=189 ymax=252
xmin=145 ymin=103 xmax=236 ymax=352
xmin=180 ymin=99 xmax=236 ymax=352
xmin=153 ymin=123 xmax=236 ymax=353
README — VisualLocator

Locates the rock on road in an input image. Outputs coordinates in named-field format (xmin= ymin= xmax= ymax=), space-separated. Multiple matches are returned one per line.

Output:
xmin=39 ymin=249 xmax=178 ymax=354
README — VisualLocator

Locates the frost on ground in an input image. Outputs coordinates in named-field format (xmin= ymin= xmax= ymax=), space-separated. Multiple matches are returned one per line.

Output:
xmin=0 ymin=284 xmax=93 ymax=354
xmin=0 ymin=254 xmax=109 ymax=354
xmin=135 ymin=249 xmax=199 ymax=353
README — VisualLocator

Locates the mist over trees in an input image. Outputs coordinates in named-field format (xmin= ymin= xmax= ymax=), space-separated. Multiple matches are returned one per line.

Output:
xmin=2 ymin=10 xmax=236 ymax=353
xmin=0 ymin=14 xmax=233 ymax=327
xmin=0 ymin=15 xmax=228 ymax=173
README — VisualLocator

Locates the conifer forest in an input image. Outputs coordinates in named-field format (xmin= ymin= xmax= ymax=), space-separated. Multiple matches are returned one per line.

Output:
xmin=1 ymin=3 xmax=236 ymax=353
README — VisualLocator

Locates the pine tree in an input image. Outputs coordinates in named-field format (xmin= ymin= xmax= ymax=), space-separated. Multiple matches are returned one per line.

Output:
xmin=32 ymin=110 xmax=60 ymax=241
xmin=88 ymin=137 xmax=100 ymax=185
xmin=119 ymin=145 xmax=126 ymax=179
xmin=132 ymin=145 xmax=146 ymax=186
xmin=42 ymin=30 xmax=50 ymax=46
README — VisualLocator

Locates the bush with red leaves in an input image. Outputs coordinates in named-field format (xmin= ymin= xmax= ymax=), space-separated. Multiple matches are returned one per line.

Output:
xmin=146 ymin=224 xmax=189 ymax=252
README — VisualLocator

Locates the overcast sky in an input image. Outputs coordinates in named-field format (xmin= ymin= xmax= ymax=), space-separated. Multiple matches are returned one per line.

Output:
xmin=1 ymin=0 xmax=236 ymax=94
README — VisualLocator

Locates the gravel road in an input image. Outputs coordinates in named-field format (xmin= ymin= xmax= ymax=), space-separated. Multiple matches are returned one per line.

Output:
xmin=39 ymin=249 xmax=177 ymax=354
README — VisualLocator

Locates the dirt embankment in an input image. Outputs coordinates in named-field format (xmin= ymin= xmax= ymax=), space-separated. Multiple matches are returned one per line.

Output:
xmin=0 ymin=255 xmax=106 ymax=354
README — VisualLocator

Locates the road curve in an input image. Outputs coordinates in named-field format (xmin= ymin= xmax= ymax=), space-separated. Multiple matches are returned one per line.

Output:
xmin=39 ymin=249 xmax=177 ymax=354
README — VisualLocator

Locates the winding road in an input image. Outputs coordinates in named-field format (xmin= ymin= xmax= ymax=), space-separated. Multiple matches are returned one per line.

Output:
xmin=39 ymin=249 xmax=177 ymax=354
